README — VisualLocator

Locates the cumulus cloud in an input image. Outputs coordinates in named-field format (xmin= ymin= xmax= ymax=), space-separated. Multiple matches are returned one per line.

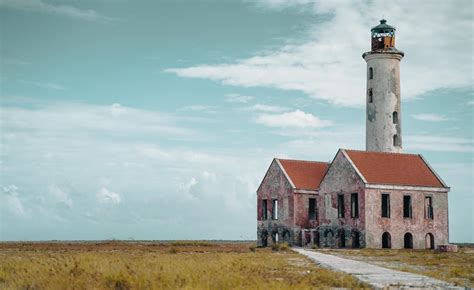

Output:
xmin=0 ymin=0 xmax=118 ymax=23
xmin=412 ymin=113 xmax=449 ymax=122
xmin=166 ymin=1 xmax=472 ymax=107
xmin=97 ymin=187 xmax=121 ymax=204
xmin=256 ymin=110 xmax=332 ymax=128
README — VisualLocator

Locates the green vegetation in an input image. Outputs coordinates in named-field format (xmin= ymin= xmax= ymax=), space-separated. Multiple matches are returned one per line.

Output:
xmin=0 ymin=241 xmax=367 ymax=289
xmin=322 ymin=245 xmax=474 ymax=288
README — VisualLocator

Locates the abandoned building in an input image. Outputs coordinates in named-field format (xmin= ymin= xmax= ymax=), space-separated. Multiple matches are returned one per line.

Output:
xmin=256 ymin=20 xmax=450 ymax=249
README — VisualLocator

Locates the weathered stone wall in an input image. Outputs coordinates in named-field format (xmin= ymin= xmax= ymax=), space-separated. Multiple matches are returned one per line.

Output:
xmin=364 ymin=52 xmax=403 ymax=153
xmin=318 ymin=151 xmax=366 ymax=248
xmin=293 ymin=192 xmax=319 ymax=246
xmin=365 ymin=188 xmax=449 ymax=249
xmin=257 ymin=160 xmax=296 ymax=246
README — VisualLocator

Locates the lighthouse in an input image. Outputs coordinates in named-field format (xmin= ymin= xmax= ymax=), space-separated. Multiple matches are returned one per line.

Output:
xmin=363 ymin=19 xmax=404 ymax=153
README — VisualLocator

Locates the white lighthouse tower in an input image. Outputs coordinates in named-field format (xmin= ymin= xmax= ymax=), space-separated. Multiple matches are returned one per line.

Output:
xmin=363 ymin=19 xmax=404 ymax=153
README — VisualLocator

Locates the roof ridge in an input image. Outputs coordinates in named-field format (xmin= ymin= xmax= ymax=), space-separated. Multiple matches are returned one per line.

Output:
xmin=343 ymin=148 xmax=420 ymax=157
xmin=277 ymin=158 xmax=330 ymax=164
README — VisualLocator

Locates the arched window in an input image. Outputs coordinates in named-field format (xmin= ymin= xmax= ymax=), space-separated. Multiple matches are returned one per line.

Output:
xmin=425 ymin=233 xmax=435 ymax=249
xmin=382 ymin=232 xmax=391 ymax=248
xmin=393 ymin=111 xmax=398 ymax=124
xmin=404 ymin=232 xmax=413 ymax=249
xmin=393 ymin=134 xmax=400 ymax=147
xmin=369 ymin=67 xmax=373 ymax=79
xmin=368 ymin=88 xmax=373 ymax=103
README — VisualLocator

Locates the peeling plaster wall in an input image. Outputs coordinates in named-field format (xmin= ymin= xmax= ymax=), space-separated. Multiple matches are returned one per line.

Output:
xmin=318 ymin=151 xmax=366 ymax=248
xmin=364 ymin=52 xmax=403 ymax=153
xmin=365 ymin=188 xmax=449 ymax=249
xmin=257 ymin=160 xmax=297 ymax=246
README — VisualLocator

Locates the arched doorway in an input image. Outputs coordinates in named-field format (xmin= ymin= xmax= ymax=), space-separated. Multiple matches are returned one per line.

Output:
xmin=337 ymin=228 xmax=346 ymax=248
xmin=382 ymin=232 xmax=391 ymax=249
xmin=352 ymin=230 xmax=360 ymax=248
xmin=425 ymin=233 xmax=435 ymax=249
xmin=404 ymin=232 xmax=413 ymax=249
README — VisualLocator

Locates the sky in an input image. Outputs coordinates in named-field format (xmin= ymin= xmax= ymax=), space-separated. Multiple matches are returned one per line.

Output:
xmin=0 ymin=0 xmax=472 ymax=242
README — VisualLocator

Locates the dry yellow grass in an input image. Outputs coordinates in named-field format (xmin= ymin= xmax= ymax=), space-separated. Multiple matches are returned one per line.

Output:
xmin=0 ymin=241 xmax=367 ymax=289
xmin=322 ymin=245 xmax=474 ymax=288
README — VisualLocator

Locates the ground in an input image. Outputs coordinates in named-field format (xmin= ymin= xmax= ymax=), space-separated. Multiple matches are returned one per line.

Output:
xmin=0 ymin=241 xmax=366 ymax=289
xmin=319 ymin=244 xmax=474 ymax=288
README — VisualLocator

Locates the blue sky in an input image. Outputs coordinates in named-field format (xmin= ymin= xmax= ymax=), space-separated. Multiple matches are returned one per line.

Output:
xmin=0 ymin=0 xmax=472 ymax=242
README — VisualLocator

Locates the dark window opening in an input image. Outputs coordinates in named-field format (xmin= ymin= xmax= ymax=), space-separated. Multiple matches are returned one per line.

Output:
xmin=368 ymin=88 xmax=373 ymax=103
xmin=308 ymin=198 xmax=317 ymax=220
xmin=337 ymin=194 xmax=345 ymax=218
xmin=337 ymin=228 xmax=346 ymax=248
xmin=404 ymin=232 xmax=413 ymax=249
xmin=403 ymin=195 xmax=412 ymax=218
xmin=352 ymin=231 xmax=360 ymax=248
xmin=425 ymin=196 xmax=434 ymax=219
xmin=393 ymin=134 xmax=400 ymax=146
xmin=382 ymin=232 xmax=391 ymax=248
xmin=393 ymin=111 xmax=398 ymax=124
xmin=369 ymin=67 xmax=373 ymax=79
xmin=425 ymin=233 xmax=435 ymax=249
xmin=381 ymin=194 xmax=390 ymax=218
xmin=272 ymin=199 xmax=278 ymax=220
xmin=261 ymin=230 xmax=268 ymax=247
xmin=262 ymin=199 xmax=268 ymax=220
xmin=351 ymin=193 xmax=359 ymax=218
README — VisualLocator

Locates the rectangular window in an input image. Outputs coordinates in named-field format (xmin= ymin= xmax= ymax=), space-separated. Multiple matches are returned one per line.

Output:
xmin=262 ymin=199 xmax=268 ymax=220
xmin=351 ymin=193 xmax=359 ymax=218
xmin=425 ymin=196 xmax=433 ymax=219
xmin=272 ymin=199 xmax=278 ymax=220
xmin=381 ymin=194 xmax=390 ymax=218
xmin=308 ymin=198 xmax=317 ymax=220
xmin=403 ymin=195 xmax=412 ymax=218
xmin=337 ymin=194 xmax=345 ymax=218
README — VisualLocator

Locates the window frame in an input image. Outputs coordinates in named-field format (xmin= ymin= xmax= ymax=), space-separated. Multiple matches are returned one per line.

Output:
xmin=337 ymin=194 xmax=345 ymax=218
xmin=272 ymin=199 xmax=279 ymax=220
xmin=425 ymin=195 xmax=434 ymax=220
xmin=351 ymin=193 xmax=359 ymax=218
xmin=403 ymin=195 xmax=412 ymax=219
xmin=308 ymin=198 xmax=317 ymax=221
xmin=381 ymin=193 xmax=391 ymax=218
xmin=262 ymin=199 xmax=268 ymax=220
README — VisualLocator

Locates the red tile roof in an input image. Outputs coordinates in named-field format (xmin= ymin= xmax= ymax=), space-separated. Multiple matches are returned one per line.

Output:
xmin=278 ymin=159 xmax=330 ymax=190
xmin=344 ymin=150 xmax=446 ymax=188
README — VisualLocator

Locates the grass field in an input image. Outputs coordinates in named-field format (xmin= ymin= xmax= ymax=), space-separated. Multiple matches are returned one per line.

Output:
xmin=321 ymin=245 xmax=474 ymax=288
xmin=0 ymin=241 xmax=367 ymax=289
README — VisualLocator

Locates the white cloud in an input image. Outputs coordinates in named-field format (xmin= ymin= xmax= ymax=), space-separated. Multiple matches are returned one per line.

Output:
xmin=181 ymin=105 xmax=218 ymax=114
xmin=1 ymin=102 xmax=194 ymax=138
xmin=166 ymin=1 xmax=472 ymax=107
xmin=248 ymin=103 xmax=289 ymax=112
xmin=19 ymin=80 xmax=65 ymax=90
xmin=2 ymin=185 xmax=26 ymax=216
xmin=97 ymin=187 xmax=121 ymax=204
xmin=225 ymin=93 xmax=254 ymax=103
xmin=49 ymin=185 xmax=73 ymax=208
xmin=405 ymin=135 xmax=474 ymax=153
xmin=255 ymin=109 xmax=332 ymax=128
xmin=412 ymin=113 xmax=449 ymax=122
xmin=0 ymin=0 xmax=118 ymax=23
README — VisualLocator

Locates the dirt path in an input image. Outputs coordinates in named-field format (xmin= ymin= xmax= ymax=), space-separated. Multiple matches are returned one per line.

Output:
xmin=293 ymin=248 xmax=461 ymax=289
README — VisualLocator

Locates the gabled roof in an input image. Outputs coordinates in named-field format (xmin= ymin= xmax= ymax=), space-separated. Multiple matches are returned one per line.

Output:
xmin=344 ymin=149 xmax=447 ymax=188
xmin=277 ymin=159 xmax=330 ymax=190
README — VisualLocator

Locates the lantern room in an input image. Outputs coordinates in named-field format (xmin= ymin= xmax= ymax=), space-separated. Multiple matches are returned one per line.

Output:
xmin=371 ymin=19 xmax=396 ymax=51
